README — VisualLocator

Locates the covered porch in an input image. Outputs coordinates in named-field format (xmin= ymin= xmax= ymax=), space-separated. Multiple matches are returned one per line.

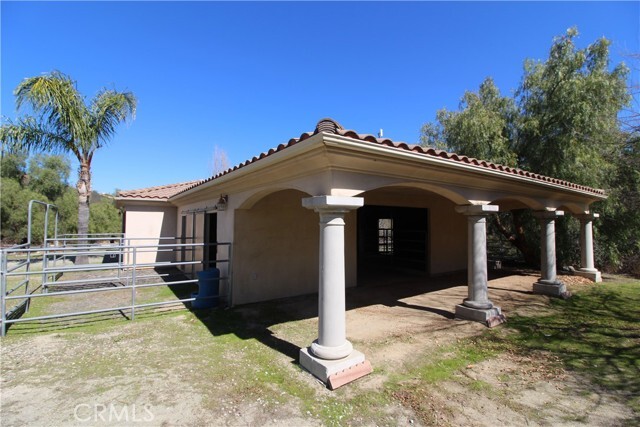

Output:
xmin=161 ymin=118 xmax=607 ymax=388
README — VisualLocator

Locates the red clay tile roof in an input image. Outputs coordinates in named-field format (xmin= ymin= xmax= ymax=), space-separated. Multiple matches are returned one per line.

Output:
xmin=116 ymin=180 xmax=203 ymax=201
xmin=171 ymin=118 xmax=605 ymax=198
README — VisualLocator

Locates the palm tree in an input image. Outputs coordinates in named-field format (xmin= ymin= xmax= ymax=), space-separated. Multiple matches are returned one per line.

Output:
xmin=1 ymin=71 xmax=136 ymax=254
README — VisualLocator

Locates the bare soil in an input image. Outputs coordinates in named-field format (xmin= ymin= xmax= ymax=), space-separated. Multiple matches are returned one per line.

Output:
xmin=0 ymin=271 xmax=633 ymax=426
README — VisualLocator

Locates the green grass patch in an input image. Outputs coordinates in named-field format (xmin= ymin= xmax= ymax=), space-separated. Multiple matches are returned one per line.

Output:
xmin=484 ymin=279 xmax=640 ymax=422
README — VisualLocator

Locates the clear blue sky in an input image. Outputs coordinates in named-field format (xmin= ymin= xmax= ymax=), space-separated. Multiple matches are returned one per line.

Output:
xmin=2 ymin=1 xmax=638 ymax=194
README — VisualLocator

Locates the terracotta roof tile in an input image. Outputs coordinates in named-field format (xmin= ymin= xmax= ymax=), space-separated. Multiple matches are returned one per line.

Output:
xmin=172 ymin=118 xmax=605 ymax=198
xmin=116 ymin=180 xmax=202 ymax=200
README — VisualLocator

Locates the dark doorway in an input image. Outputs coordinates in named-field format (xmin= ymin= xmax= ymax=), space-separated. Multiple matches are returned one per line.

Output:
xmin=204 ymin=213 xmax=217 ymax=269
xmin=358 ymin=205 xmax=428 ymax=282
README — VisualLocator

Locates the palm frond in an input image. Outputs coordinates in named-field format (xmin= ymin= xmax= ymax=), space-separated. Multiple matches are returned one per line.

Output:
xmin=14 ymin=71 xmax=91 ymax=144
xmin=89 ymin=89 xmax=137 ymax=149
xmin=0 ymin=116 xmax=82 ymax=161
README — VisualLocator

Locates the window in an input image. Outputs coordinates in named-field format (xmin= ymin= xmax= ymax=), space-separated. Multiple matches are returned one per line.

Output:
xmin=378 ymin=218 xmax=393 ymax=255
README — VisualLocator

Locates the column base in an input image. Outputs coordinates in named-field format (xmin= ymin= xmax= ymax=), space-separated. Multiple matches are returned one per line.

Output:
xmin=299 ymin=348 xmax=372 ymax=389
xmin=463 ymin=299 xmax=494 ymax=310
xmin=533 ymin=280 xmax=570 ymax=298
xmin=574 ymin=269 xmax=602 ymax=283
xmin=310 ymin=339 xmax=353 ymax=360
xmin=455 ymin=304 xmax=506 ymax=327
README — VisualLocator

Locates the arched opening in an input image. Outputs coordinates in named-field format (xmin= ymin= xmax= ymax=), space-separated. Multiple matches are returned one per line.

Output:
xmin=357 ymin=186 xmax=468 ymax=285
xmin=237 ymin=186 xmax=310 ymax=210
xmin=487 ymin=197 xmax=544 ymax=268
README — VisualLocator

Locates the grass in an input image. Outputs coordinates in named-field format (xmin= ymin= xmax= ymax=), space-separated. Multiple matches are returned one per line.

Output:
xmin=483 ymin=278 xmax=640 ymax=422
xmin=2 ymin=275 xmax=639 ymax=425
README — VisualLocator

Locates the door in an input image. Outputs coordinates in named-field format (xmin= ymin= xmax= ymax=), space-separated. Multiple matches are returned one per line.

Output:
xmin=358 ymin=205 xmax=428 ymax=276
xmin=204 ymin=213 xmax=217 ymax=269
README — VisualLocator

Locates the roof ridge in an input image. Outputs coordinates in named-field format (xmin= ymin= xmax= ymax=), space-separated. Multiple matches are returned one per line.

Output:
xmin=116 ymin=179 xmax=204 ymax=200
xmin=118 ymin=179 xmax=202 ymax=194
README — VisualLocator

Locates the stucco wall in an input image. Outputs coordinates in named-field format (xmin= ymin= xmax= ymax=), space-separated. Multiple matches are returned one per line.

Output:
xmin=362 ymin=188 xmax=467 ymax=275
xmin=232 ymin=189 xmax=357 ymax=305
xmin=124 ymin=204 xmax=178 ymax=264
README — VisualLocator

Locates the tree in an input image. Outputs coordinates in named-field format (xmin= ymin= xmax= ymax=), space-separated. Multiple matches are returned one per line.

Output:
xmin=420 ymin=77 xmax=518 ymax=167
xmin=517 ymin=28 xmax=629 ymax=188
xmin=210 ymin=145 xmax=230 ymax=176
xmin=27 ymin=153 xmax=70 ymax=201
xmin=89 ymin=198 xmax=121 ymax=234
xmin=420 ymin=28 xmax=632 ymax=270
xmin=0 ymin=71 xmax=136 ymax=253
xmin=0 ymin=178 xmax=49 ymax=243
xmin=0 ymin=147 xmax=27 ymax=181
xmin=597 ymin=134 xmax=640 ymax=273
xmin=55 ymin=187 xmax=79 ymax=237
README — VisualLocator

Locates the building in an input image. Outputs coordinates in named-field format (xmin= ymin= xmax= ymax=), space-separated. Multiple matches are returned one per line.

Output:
xmin=116 ymin=118 xmax=604 ymax=387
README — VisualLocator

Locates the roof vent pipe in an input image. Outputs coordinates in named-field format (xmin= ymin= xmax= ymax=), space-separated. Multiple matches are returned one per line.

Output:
xmin=378 ymin=129 xmax=384 ymax=138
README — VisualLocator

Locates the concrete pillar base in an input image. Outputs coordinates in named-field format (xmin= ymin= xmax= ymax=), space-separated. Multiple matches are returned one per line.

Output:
xmin=533 ymin=280 xmax=570 ymax=298
xmin=574 ymin=269 xmax=602 ymax=283
xmin=310 ymin=339 xmax=353 ymax=360
xmin=299 ymin=348 xmax=371 ymax=388
xmin=455 ymin=304 xmax=506 ymax=327
xmin=463 ymin=299 xmax=494 ymax=310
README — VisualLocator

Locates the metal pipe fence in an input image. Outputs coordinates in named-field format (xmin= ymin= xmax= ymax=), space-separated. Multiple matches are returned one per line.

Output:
xmin=0 ymin=239 xmax=232 ymax=336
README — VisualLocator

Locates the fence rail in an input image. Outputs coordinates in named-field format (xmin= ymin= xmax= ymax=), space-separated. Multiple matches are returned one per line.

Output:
xmin=0 ymin=238 xmax=232 ymax=336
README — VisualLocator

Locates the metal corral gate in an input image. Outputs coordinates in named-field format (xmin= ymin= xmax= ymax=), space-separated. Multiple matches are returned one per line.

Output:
xmin=0 ymin=201 xmax=232 ymax=336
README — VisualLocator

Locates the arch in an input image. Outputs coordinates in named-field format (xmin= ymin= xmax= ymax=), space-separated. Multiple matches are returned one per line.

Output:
xmin=238 ymin=186 xmax=312 ymax=209
xmin=489 ymin=196 xmax=546 ymax=212
xmin=365 ymin=182 xmax=471 ymax=206
xmin=556 ymin=202 xmax=592 ymax=216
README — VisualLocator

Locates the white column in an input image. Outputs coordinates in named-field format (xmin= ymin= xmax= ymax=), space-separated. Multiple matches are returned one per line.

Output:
xmin=299 ymin=196 xmax=368 ymax=385
xmin=578 ymin=213 xmax=598 ymax=272
xmin=313 ymin=208 xmax=352 ymax=358
xmin=575 ymin=212 xmax=602 ymax=282
xmin=454 ymin=205 xmax=504 ymax=325
xmin=533 ymin=210 xmax=567 ymax=296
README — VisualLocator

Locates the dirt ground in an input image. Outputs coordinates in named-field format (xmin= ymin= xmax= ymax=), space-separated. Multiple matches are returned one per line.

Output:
xmin=0 ymin=271 xmax=633 ymax=426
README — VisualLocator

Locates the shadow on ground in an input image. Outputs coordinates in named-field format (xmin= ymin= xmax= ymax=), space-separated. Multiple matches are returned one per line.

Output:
xmin=182 ymin=267 xmax=537 ymax=363
xmin=5 ymin=265 xmax=541 ymax=368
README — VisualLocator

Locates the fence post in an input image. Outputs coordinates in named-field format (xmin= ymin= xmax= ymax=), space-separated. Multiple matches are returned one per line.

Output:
xmin=131 ymin=247 xmax=137 ymax=321
xmin=227 ymin=243 xmax=233 ymax=307
xmin=41 ymin=246 xmax=48 ymax=300
xmin=1 ymin=251 xmax=7 ymax=337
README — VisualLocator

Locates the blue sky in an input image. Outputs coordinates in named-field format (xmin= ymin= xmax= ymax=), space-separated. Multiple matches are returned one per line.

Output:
xmin=2 ymin=1 xmax=638 ymax=194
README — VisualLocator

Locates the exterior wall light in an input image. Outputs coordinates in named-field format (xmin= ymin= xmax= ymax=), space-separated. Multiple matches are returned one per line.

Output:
xmin=216 ymin=195 xmax=228 ymax=211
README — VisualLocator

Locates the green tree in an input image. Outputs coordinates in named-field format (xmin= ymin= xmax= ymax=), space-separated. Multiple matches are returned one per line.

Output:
xmin=1 ymin=147 xmax=27 ymax=180
xmin=420 ymin=28 xmax=632 ymax=270
xmin=27 ymin=153 xmax=70 ymax=201
xmin=0 ymin=71 xmax=136 ymax=252
xmin=54 ymin=187 xmax=79 ymax=236
xmin=0 ymin=178 xmax=49 ymax=243
xmin=89 ymin=198 xmax=121 ymax=234
xmin=597 ymin=135 xmax=640 ymax=273
xmin=517 ymin=28 xmax=630 ymax=188
xmin=421 ymin=77 xmax=518 ymax=167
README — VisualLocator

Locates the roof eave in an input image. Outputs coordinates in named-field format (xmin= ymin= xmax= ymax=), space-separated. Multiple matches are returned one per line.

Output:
xmin=169 ymin=132 xmax=325 ymax=202
xmin=322 ymin=134 xmax=607 ymax=201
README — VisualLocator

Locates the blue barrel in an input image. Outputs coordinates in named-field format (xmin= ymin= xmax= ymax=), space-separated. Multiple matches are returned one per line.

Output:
xmin=191 ymin=268 xmax=220 ymax=309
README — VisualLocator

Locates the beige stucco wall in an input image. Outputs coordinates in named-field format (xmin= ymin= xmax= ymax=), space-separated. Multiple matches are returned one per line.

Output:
xmin=123 ymin=204 xmax=178 ymax=264
xmin=182 ymin=186 xmax=464 ymax=306
xmin=232 ymin=189 xmax=358 ymax=305
xmin=362 ymin=187 xmax=467 ymax=275
xmin=122 ymin=186 xmax=466 ymax=304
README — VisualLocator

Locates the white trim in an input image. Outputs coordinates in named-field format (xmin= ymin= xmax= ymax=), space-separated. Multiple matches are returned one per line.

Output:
xmin=322 ymin=134 xmax=606 ymax=199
